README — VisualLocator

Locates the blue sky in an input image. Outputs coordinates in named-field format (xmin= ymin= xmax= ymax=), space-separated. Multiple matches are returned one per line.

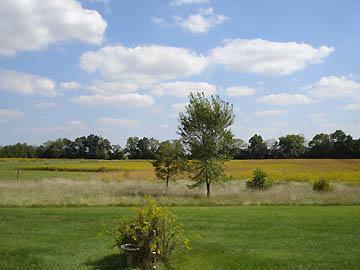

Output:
xmin=1 ymin=0 xmax=360 ymax=146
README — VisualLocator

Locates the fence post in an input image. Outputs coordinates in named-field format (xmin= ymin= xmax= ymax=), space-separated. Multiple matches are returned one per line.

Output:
xmin=17 ymin=169 xmax=20 ymax=181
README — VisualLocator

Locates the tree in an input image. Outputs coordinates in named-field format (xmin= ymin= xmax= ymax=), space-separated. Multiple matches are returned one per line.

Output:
xmin=152 ymin=140 xmax=185 ymax=187
xmin=178 ymin=92 xmax=235 ymax=197
xmin=278 ymin=134 xmax=306 ymax=158
xmin=248 ymin=134 xmax=268 ymax=159
xmin=330 ymin=130 xmax=353 ymax=158
xmin=308 ymin=133 xmax=332 ymax=158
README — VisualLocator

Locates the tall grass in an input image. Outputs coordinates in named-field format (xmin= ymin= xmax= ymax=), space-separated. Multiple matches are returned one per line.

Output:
xmin=1 ymin=178 xmax=360 ymax=207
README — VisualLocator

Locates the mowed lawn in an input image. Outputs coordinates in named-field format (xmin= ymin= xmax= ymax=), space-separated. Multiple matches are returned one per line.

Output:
xmin=1 ymin=206 xmax=359 ymax=270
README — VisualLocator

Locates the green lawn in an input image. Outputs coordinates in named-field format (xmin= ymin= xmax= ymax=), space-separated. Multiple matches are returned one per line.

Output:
xmin=1 ymin=206 xmax=359 ymax=269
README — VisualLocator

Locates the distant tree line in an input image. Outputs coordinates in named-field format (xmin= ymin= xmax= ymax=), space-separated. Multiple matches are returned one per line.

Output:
xmin=1 ymin=129 xmax=360 ymax=159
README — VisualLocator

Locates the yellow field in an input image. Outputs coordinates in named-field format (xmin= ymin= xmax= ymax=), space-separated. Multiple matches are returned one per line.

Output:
xmin=226 ymin=159 xmax=360 ymax=184
xmin=5 ymin=158 xmax=359 ymax=184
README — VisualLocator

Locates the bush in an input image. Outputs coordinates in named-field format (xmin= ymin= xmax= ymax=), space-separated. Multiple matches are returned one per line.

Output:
xmin=246 ymin=168 xmax=268 ymax=190
xmin=313 ymin=178 xmax=332 ymax=193
xmin=104 ymin=197 xmax=190 ymax=269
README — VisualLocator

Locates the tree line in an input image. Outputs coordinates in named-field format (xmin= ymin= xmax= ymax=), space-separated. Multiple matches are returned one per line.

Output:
xmin=1 ymin=130 xmax=360 ymax=160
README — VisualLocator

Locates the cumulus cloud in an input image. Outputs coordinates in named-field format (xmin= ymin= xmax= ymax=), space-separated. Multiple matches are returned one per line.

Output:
xmin=34 ymin=102 xmax=57 ymax=109
xmin=174 ymin=7 xmax=227 ymax=33
xmin=301 ymin=76 xmax=360 ymax=98
xmin=253 ymin=110 xmax=285 ymax=117
xmin=0 ymin=109 xmax=25 ymax=119
xmin=226 ymin=85 xmax=256 ymax=97
xmin=256 ymin=93 xmax=316 ymax=105
xmin=170 ymin=0 xmax=209 ymax=6
xmin=80 ymin=45 xmax=209 ymax=86
xmin=0 ymin=0 xmax=107 ymax=56
xmin=152 ymin=81 xmax=216 ymax=97
xmin=98 ymin=117 xmax=141 ymax=127
xmin=70 ymin=93 xmax=154 ymax=107
xmin=60 ymin=81 xmax=83 ymax=90
xmin=211 ymin=39 xmax=334 ymax=75
xmin=86 ymin=80 xmax=140 ymax=95
xmin=0 ymin=69 xmax=57 ymax=96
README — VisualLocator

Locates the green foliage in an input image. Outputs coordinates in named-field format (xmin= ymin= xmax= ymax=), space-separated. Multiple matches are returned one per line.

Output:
xmin=246 ymin=167 xmax=268 ymax=190
xmin=313 ymin=178 xmax=332 ymax=193
xmin=152 ymin=140 xmax=185 ymax=187
xmin=104 ymin=198 xmax=190 ymax=269
xmin=178 ymin=92 xmax=235 ymax=197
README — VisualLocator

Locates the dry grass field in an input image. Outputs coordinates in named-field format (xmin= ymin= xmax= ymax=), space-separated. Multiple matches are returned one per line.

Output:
xmin=1 ymin=158 xmax=360 ymax=207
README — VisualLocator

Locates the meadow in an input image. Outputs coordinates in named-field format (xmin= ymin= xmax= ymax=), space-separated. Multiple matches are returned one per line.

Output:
xmin=1 ymin=158 xmax=360 ymax=207
xmin=1 ymin=158 xmax=360 ymax=184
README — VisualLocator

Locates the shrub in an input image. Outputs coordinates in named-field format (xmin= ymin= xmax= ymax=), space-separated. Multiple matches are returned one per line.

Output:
xmin=313 ymin=178 xmax=332 ymax=193
xmin=104 ymin=197 xmax=190 ymax=269
xmin=246 ymin=168 xmax=268 ymax=190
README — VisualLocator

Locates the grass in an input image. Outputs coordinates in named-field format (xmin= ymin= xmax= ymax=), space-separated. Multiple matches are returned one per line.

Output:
xmin=1 ymin=178 xmax=360 ymax=207
xmin=0 ymin=206 xmax=360 ymax=269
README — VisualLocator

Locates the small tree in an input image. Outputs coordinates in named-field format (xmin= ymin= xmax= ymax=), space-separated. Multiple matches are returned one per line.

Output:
xmin=152 ymin=140 xmax=185 ymax=187
xmin=178 ymin=92 xmax=235 ymax=197
xmin=246 ymin=168 xmax=268 ymax=190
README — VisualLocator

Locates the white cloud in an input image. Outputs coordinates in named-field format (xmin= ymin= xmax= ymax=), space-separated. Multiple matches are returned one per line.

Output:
xmin=34 ymin=102 xmax=57 ymax=109
xmin=19 ymin=120 xmax=86 ymax=133
xmin=256 ymin=93 xmax=316 ymax=105
xmin=171 ymin=103 xmax=188 ymax=112
xmin=86 ymin=80 xmax=140 ymax=94
xmin=171 ymin=0 xmax=209 ymax=6
xmin=174 ymin=7 xmax=228 ymax=33
xmin=80 ymin=45 xmax=209 ymax=86
xmin=70 ymin=93 xmax=154 ymax=107
xmin=0 ymin=0 xmax=107 ymax=56
xmin=341 ymin=104 xmax=360 ymax=110
xmin=98 ymin=117 xmax=141 ymax=127
xmin=253 ymin=110 xmax=285 ymax=117
xmin=301 ymin=76 xmax=360 ymax=98
xmin=0 ymin=109 xmax=25 ymax=119
xmin=151 ymin=17 xmax=165 ymax=24
xmin=226 ymin=85 xmax=256 ymax=97
xmin=211 ymin=39 xmax=334 ymax=75
xmin=0 ymin=69 xmax=57 ymax=96
xmin=60 ymin=81 xmax=83 ymax=90
xmin=152 ymin=81 xmax=216 ymax=97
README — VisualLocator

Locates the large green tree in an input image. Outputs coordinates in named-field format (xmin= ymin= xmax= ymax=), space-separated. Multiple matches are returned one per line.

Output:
xmin=178 ymin=92 xmax=235 ymax=197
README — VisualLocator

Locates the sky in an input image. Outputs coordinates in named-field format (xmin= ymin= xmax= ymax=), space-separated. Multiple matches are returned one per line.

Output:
xmin=1 ymin=0 xmax=360 ymax=146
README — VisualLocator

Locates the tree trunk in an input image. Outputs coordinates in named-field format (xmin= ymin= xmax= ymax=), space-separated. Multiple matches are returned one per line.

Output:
xmin=206 ymin=181 xmax=210 ymax=198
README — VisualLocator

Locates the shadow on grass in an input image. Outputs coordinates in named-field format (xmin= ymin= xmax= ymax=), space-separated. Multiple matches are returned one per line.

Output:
xmin=86 ymin=253 xmax=136 ymax=270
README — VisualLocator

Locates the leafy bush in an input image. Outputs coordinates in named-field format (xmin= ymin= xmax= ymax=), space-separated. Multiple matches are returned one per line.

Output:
xmin=246 ymin=168 xmax=268 ymax=190
xmin=104 ymin=197 xmax=190 ymax=269
xmin=313 ymin=178 xmax=332 ymax=192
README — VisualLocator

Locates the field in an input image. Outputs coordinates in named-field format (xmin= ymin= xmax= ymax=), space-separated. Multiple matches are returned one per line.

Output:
xmin=1 ymin=158 xmax=360 ymax=269
xmin=1 ymin=158 xmax=360 ymax=184
xmin=1 ymin=158 xmax=360 ymax=207
xmin=1 ymin=206 xmax=360 ymax=270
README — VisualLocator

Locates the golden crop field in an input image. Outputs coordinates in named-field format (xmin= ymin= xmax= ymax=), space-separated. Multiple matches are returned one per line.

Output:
xmin=3 ymin=158 xmax=359 ymax=184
